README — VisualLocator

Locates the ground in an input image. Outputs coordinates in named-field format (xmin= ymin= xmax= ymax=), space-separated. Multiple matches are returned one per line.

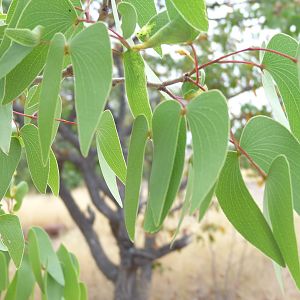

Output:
xmin=17 ymin=174 xmax=300 ymax=300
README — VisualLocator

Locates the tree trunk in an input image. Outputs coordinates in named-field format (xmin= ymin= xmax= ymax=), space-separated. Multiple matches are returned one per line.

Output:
xmin=114 ymin=260 xmax=153 ymax=300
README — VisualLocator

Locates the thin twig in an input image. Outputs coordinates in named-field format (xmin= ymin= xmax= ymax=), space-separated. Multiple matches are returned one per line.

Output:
xmin=13 ymin=111 xmax=77 ymax=126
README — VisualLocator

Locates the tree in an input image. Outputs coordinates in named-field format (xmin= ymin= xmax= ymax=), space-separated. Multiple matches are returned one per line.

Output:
xmin=1 ymin=0 xmax=300 ymax=299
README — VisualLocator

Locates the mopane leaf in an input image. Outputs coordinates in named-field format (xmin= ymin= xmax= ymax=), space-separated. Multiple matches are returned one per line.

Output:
xmin=148 ymin=100 xmax=182 ymax=225
xmin=96 ymin=110 xmax=127 ymax=184
xmin=28 ymin=229 xmax=45 ymax=291
xmin=137 ymin=11 xmax=169 ymax=56
xmin=124 ymin=115 xmax=148 ymax=241
xmin=144 ymin=118 xmax=186 ymax=233
xmin=262 ymin=34 xmax=300 ymax=139
xmin=0 ymin=214 xmax=25 ymax=268
xmin=118 ymin=2 xmax=137 ymax=39
xmin=5 ymin=25 xmax=44 ymax=47
xmin=96 ymin=145 xmax=122 ymax=207
xmin=79 ymin=282 xmax=88 ymax=300
xmin=0 ymin=251 xmax=8 ymax=291
xmin=28 ymin=227 xmax=64 ymax=286
xmin=159 ymin=117 xmax=186 ymax=224
xmin=0 ymin=0 xmax=29 ymax=57
xmin=198 ymin=183 xmax=216 ymax=221
xmin=13 ymin=181 xmax=29 ymax=212
xmin=11 ymin=254 xmax=35 ymax=300
xmin=38 ymin=33 xmax=65 ymax=164
xmin=123 ymin=49 xmax=152 ymax=126
xmin=262 ymin=198 xmax=285 ymax=294
xmin=2 ymin=0 xmax=77 ymax=104
xmin=125 ymin=0 xmax=156 ymax=27
xmin=262 ymin=70 xmax=290 ymax=129
xmin=48 ymin=150 xmax=60 ymax=197
xmin=21 ymin=124 xmax=49 ymax=193
xmin=0 ymin=43 xmax=33 ymax=81
xmin=0 ymin=103 xmax=12 ymax=154
xmin=0 ymin=137 xmax=21 ymax=199
xmin=240 ymin=116 xmax=300 ymax=214
xmin=187 ymin=90 xmax=229 ymax=212
xmin=170 ymin=163 xmax=194 ymax=242
xmin=57 ymin=245 xmax=80 ymax=300
xmin=169 ymin=0 xmax=208 ymax=32
xmin=44 ymin=273 xmax=64 ymax=300
xmin=216 ymin=151 xmax=285 ymax=266
xmin=134 ymin=0 xmax=199 ymax=50
xmin=264 ymin=155 xmax=300 ymax=288
xmin=24 ymin=85 xmax=40 ymax=123
xmin=70 ymin=23 xmax=113 ymax=156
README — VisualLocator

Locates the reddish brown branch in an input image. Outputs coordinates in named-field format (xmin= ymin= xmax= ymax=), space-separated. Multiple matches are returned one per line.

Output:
xmin=190 ymin=47 xmax=297 ymax=76
xmin=13 ymin=111 xmax=77 ymax=126
xmin=229 ymin=133 xmax=266 ymax=179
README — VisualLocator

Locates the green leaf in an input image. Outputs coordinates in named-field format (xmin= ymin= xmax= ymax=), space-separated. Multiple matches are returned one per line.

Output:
xmin=4 ymin=274 xmax=17 ymax=300
xmin=0 ymin=137 xmax=21 ymax=199
xmin=0 ymin=251 xmax=8 ymax=292
xmin=70 ymin=22 xmax=112 ymax=157
xmin=24 ymin=85 xmax=40 ymax=123
xmin=79 ymin=282 xmax=88 ymax=300
xmin=38 ymin=33 xmax=65 ymax=164
xmin=57 ymin=245 xmax=80 ymax=300
xmin=148 ymin=100 xmax=182 ymax=225
xmin=0 ymin=0 xmax=29 ymax=57
xmin=12 ymin=254 xmax=35 ymax=300
xmin=262 ymin=33 xmax=300 ymax=140
xmin=0 ymin=43 xmax=33 ymax=81
xmin=28 ymin=227 xmax=64 ymax=286
xmin=123 ymin=49 xmax=152 ymax=127
xmin=96 ymin=110 xmax=127 ymax=184
xmin=48 ymin=150 xmax=60 ymax=197
xmin=240 ymin=116 xmax=300 ymax=214
xmin=198 ymin=183 xmax=216 ymax=221
xmin=44 ymin=273 xmax=63 ymax=300
xmin=27 ymin=229 xmax=45 ymax=292
xmin=169 ymin=0 xmax=208 ymax=32
xmin=216 ymin=151 xmax=285 ymax=266
xmin=0 ymin=103 xmax=12 ymax=154
xmin=118 ymin=2 xmax=137 ymax=39
xmin=262 ymin=70 xmax=290 ymax=129
xmin=134 ymin=0 xmax=199 ymax=50
xmin=2 ymin=0 xmax=77 ymax=104
xmin=124 ymin=115 xmax=148 ymax=241
xmin=96 ymin=145 xmax=122 ymax=207
xmin=186 ymin=90 xmax=229 ymax=212
xmin=0 ymin=214 xmax=25 ymax=268
xmin=125 ymin=0 xmax=156 ymax=27
xmin=21 ymin=124 xmax=49 ymax=193
xmin=159 ymin=117 xmax=186 ymax=224
xmin=136 ymin=10 xmax=169 ymax=56
xmin=13 ymin=181 xmax=29 ymax=212
xmin=297 ymin=44 xmax=300 ymax=89
xmin=170 ymin=163 xmax=194 ymax=242
xmin=144 ymin=117 xmax=186 ymax=233
xmin=264 ymin=155 xmax=300 ymax=288
xmin=5 ymin=25 xmax=44 ymax=47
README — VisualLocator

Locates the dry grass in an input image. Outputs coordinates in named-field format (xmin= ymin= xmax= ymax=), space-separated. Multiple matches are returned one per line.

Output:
xmin=16 ymin=176 xmax=300 ymax=300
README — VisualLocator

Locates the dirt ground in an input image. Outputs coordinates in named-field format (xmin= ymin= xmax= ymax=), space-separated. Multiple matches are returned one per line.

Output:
xmin=16 ymin=176 xmax=300 ymax=300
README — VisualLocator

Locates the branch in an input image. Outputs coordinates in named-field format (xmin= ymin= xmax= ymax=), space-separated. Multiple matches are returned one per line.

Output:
xmin=131 ymin=234 xmax=192 ymax=267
